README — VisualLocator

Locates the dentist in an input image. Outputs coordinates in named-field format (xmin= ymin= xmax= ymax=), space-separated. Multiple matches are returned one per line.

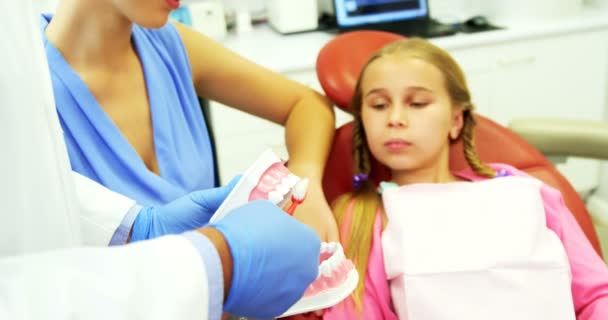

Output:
xmin=0 ymin=1 xmax=320 ymax=319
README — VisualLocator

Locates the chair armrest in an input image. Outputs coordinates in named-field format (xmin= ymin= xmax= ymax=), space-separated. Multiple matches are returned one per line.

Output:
xmin=508 ymin=118 xmax=608 ymax=160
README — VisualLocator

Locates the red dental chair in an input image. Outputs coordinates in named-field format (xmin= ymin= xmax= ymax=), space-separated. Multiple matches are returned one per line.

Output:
xmin=316 ymin=30 xmax=602 ymax=256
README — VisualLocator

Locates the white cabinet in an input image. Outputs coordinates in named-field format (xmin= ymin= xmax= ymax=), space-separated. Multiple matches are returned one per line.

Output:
xmin=455 ymin=31 xmax=608 ymax=125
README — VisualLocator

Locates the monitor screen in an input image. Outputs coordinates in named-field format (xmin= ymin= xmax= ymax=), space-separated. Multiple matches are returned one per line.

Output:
xmin=334 ymin=0 xmax=428 ymax=28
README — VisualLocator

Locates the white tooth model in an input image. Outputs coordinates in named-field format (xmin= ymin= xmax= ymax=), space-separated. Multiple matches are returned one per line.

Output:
xmin=210 ymin=149 xmax=298 ymax=223
xmin=210 ymin=149 xmax=359 ymax=316
xmin=280 ymin=241 xmax=359 ymax=317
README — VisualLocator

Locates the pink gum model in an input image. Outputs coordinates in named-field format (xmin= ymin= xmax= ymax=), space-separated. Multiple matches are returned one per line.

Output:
xmin=304 ymin=242 xmax=355 ymax=297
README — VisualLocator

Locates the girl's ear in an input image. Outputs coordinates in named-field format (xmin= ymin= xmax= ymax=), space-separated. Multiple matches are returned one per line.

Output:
xmin=449 ymin=106 xmax=464 ymax=140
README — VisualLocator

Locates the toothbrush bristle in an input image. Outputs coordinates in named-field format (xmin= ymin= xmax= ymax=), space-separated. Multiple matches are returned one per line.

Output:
xmin=292 ymin=178 xmax=310 ymax=201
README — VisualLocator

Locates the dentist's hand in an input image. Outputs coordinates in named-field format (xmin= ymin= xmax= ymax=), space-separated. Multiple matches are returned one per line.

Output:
xmin=209 ymin=200 xmax=320 ymax=319
xmin=292 ymin=180 xmax=339 ymax=242
xmin=130 ymin=176 xmax=240 ymax=241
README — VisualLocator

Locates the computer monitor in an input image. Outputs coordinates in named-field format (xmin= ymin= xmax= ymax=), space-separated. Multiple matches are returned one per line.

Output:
xmin=334 ymin=0 xmax=429 ymax=29
xmin=332 ymin=0 xmax=458 ymax=37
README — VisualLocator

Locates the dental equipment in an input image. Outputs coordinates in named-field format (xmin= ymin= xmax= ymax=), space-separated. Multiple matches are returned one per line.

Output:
xmin=285 ymin=178 xmax=310 ymax=216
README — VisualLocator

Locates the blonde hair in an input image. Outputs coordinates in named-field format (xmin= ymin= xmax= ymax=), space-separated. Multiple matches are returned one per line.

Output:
xmin=333 ymin=38 xmax=496 ymax=310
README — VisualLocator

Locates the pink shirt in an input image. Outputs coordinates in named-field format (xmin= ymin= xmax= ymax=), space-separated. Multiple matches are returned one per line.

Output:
xmin=324 ymin=163 xmax=608 ymax=319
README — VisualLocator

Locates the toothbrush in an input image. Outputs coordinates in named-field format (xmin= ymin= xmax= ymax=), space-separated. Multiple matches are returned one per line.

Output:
xmin=285 ymin=178 xmax=309 ymax=216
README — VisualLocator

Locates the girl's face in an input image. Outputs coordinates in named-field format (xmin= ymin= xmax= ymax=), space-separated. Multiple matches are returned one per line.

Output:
xmin=360 ymin=55 xmax=463 ymax=174
xmin=111 ymin=0 xmax=179 ymax=28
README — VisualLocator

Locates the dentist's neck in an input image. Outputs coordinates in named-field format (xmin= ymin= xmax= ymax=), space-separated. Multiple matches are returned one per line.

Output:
xmin=45 ymin=0 xmax=134 ymax=69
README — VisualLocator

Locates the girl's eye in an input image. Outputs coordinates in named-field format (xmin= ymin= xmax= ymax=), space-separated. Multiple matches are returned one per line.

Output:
xmin=367 ymin=97 xmax=389 ymax=110
xmin=410 ymin=102 xmax=428 ymax=108
xmin=372 ymin=103 xmax=387 ymax=110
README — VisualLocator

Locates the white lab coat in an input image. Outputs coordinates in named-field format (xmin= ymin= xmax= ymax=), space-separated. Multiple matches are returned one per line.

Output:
xmin=34 ymin=0 xmax=58 ymax=14
xmin=0 ymin=1 xmax=211 ymax=319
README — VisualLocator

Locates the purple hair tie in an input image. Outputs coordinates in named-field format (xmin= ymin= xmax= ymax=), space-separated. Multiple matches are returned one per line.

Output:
xmin=353 ymin=173 xmax=369 ymax=190
xmin=496 ymin=169 xmax=512 ymax=178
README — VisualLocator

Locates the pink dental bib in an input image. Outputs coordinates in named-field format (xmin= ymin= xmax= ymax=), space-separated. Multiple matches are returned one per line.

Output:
xmin=381 ymin=176 xmax=575 ymax=320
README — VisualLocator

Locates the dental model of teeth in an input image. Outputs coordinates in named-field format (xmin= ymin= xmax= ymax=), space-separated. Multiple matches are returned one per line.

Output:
xmin=248 ymin=161 xmax=300 ymax=205
xmin=210 ymin=149 xmax=301 ymax=223
xmin=209 ymin=150 xmax=359 ymax=316
xmin=280 ymin=241 xmax=359 ymax=317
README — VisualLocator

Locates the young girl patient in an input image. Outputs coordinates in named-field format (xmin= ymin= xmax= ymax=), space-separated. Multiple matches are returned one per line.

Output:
xmin=318 ymin=38 xmax=608 ymax=319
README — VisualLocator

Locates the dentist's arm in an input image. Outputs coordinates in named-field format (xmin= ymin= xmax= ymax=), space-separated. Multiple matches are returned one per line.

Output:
xmin=0 ymin=202 xmax=320 ymax=320
xmin=72 ymin=171 xmax=240 ymax=246
xmin=71 ymin=171 xmax=137 ymax=246
xmin=0 ymin=235 xmax=217 ymax=320
xmin=174 ymin=23 xmax=338 ymax=242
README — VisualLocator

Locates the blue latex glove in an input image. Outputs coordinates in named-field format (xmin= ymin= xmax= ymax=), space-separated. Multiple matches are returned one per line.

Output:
xmin=130 ymin=176 xmax=240 ymax=241
xmin=209 ymin=200 xmax=320 ymax=319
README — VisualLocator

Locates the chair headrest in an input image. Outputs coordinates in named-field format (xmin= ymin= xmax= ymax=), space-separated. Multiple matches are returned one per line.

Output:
xmin=316 ymin=30 xmax=405 ymax=112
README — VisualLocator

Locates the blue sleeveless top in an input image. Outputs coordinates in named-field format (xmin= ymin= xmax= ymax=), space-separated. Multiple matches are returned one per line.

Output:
xmin=41 ymin=15 xmax=216 ymax=206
